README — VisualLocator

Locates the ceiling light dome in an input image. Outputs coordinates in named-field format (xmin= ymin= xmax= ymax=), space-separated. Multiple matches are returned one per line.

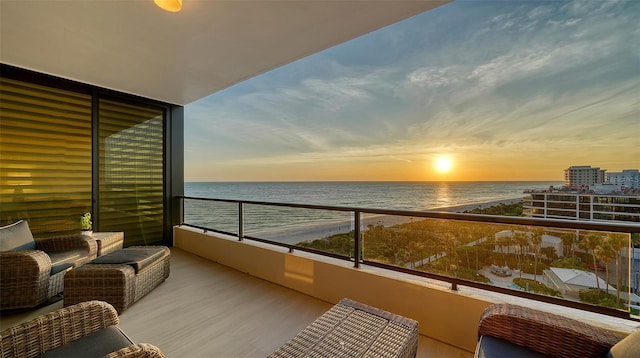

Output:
xmin=154 ymin=0 xmax=182 ymax=12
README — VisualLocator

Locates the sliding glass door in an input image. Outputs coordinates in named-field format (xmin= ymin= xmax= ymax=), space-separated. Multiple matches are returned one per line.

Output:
xmin=98 ymin=99 xmax=165 ymax=246
xmin=1 ymin=67 xmax=177 ymax=245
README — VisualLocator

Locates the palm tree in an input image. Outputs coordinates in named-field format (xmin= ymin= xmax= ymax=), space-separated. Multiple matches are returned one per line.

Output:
xmin=513 ymin=231 xmax=529 ymax=279
xmin=595 ymin=242 xmax=615 ymax=294
xmin=560 ymin=232 xmax=576 ymax=258
xmin=540 ymin=246 xmax=557 ymax=262
xmin=530 ymin=229 xmax=544 ymax=282
xmin=606 ymin=233 xmax=630 ymax=304
xmin=582 ymin=233 xmax=605 ymax=291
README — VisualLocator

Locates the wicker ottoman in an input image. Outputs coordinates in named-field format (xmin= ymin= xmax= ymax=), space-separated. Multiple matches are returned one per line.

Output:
xmin=64 ymin=246 xmax=170 ymax=313
xmin=269 ymin=298 xmax=419 ymax=358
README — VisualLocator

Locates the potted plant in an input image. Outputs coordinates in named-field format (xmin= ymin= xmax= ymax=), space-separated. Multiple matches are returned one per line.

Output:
xmin=80 ymin=212 xmax=92 ymax=235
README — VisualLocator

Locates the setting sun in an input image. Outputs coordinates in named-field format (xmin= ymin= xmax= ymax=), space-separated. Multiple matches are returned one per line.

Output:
xmin=434 ymin=157 xmax=453 ymax=173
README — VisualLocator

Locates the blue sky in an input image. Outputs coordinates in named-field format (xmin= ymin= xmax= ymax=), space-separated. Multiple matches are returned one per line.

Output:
xmin=185 ymin=0 xmax=639 ymax=182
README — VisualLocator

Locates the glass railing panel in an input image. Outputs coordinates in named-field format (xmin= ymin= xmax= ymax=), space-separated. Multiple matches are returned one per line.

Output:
xmin=360 ymin=214 xmax=632 ymax=314
xmin=361 ymin=214 xmax=509 ymax=280
xmin=179 ymin=196 xmax=638 ymax=318
xmin=243 ymin=203 xmax=353 ymax=257
xmin=183 ymin=198 xmax=239 ymax=235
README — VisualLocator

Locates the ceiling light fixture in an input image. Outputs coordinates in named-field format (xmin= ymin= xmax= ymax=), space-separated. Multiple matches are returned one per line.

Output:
xmin=154 ymin=0 xmax=182 ymax=12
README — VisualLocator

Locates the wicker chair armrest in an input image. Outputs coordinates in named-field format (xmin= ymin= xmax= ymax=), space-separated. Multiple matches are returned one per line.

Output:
xmin=36 ymin=234 xmax=98 ymax=256
xmin=478 ymin=304 xmax=624 ymax=358
xmin=0 ymin=300 xmax=119 ymax=358
xmin=0 ymin=251 xmax=52 ymax=310
xmin=102 ymin=343 xmax=166 ymax=358
xmin=0 ymin=250 xmax=52 ymax=277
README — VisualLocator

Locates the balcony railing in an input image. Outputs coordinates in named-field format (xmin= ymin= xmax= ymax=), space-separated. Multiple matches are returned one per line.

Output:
xmin=178 ymin=195 xmax=640 ymax=320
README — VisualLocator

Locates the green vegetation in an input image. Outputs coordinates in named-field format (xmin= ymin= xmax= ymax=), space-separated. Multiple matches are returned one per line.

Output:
xmin=296 ymin=202 xmax=634 ymax=312
xmin=297 ymin=232 xmax=352 ymax=256
xmin=463 ymin=201 xmax=523 ymax=216
xmin=513 ymin=278 xmax=561 ymax=297
xmin=579 ymin=289 xmax=625 ymax=310
xmin=552 ymin=257 xmax=587 ymax=270
xmin=297 ymin=217 xmax=504 ymax=284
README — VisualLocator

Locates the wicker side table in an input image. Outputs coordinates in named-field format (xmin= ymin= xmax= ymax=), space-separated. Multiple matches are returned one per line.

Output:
xmin=90 ymin=232 xmax=124 ymax=256
xmin=270 ymin=298 xmax=419 ymax=358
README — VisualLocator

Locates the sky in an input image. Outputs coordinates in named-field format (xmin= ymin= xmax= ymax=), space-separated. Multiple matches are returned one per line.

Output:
xmin=185 ymin=0 xmax=640 ymax=182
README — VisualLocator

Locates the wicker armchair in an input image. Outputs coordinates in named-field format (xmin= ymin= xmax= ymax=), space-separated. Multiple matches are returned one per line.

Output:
xmin=0 ymin=220 xmax=98 ymax=310
xmin=476 ymin=303 xmax=632 ymax=358
xmin=0 ymin=300 xmax=164 ymax=358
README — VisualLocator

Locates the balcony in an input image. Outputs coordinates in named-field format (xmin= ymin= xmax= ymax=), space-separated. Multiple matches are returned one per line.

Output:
xmin=1 ymin=247 xmax=471 ymax=357
xmin=2 ymin=220 xmax=639 ymax=356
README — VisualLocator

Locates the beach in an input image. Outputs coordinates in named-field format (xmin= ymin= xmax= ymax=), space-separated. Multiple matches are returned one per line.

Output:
xmin=250 ymin=198 xmax=523 ymax=245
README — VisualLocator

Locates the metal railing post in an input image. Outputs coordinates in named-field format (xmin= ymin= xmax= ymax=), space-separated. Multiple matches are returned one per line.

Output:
xmin=354 ymin=210 xmax=361 ymax=268
xmin=179 ymin=196 xmax=184 ymax=225
xmin=238 ymin=202 xmax=244 ymax=241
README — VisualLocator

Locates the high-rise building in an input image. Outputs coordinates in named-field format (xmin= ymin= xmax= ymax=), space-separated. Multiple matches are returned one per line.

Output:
xmin=527 ymin=165 xmax=640 ymax=223
xmin=607 ymin=169 xmax=640 ymax=189
xmin=523 ymin=192 xmax=640 ymax=223
xmin=564 ymin=165 xmax=606 ymax=189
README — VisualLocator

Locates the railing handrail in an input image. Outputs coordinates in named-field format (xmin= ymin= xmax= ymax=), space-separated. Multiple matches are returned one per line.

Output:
xmin=179 ymin=195 xmax=640 ymax=233
xmin=178 ymin=195 xmax=640 ymax=320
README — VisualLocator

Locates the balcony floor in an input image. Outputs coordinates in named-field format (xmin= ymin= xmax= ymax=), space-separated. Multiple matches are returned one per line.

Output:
xmin=1 ymin=248 xmax=473 ymax=357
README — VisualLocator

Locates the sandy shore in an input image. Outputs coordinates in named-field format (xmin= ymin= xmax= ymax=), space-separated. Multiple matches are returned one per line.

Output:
xmin=431 ymin=198 xmax=523 ymax=213
xmin=252 ymin=198 xmax=523 ymax=245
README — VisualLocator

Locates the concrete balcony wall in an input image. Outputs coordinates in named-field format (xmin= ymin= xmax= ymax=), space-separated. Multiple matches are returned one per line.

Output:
xmin=174 ymin=226 xmax=492 ymax=353
xmin=174 ymin=226 xmax=639 ymax=353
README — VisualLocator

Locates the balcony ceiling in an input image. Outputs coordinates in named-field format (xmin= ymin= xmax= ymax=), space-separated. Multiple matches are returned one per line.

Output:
xmin=0 ymin=0 xmax=448 ymax=106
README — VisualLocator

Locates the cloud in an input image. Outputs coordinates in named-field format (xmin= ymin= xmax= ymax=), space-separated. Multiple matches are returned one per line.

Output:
xmin=185 ymin=0 xmax=640 ymax=180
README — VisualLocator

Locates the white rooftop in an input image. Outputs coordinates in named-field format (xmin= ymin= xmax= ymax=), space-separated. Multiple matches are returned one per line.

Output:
xmin=550 ymin=267 xmax=614 ymax=291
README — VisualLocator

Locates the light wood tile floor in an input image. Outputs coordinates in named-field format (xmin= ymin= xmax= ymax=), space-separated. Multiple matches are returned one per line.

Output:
xmin=1 ymin=248 xmax=473 ymax=358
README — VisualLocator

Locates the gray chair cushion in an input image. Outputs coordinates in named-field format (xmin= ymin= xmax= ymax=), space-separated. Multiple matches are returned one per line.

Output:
xmin=91 ymin=247 xmax=166 ymax=273
xmin=607 ymin=329 xmax=640 ymax=358
xmin=476 ymin=336 xmax=549 ymax=358
xmin=37 ymin=326 xmax=133 ymax=358
xmin=0 ymin=220 xmax=36 ymax=251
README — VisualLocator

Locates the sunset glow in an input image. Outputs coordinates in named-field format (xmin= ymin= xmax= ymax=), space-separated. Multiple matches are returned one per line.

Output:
xmin=434 ymin=157 xmax=453 ymax=174
xmin=185 ymin=1 xmax=639 ymax=182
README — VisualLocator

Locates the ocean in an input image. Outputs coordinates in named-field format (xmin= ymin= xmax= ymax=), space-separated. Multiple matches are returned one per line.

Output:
xmin=183 ymin=181 xmax=563 ymax=240
xmin=185 ymin=181 xmax=562 ymax=211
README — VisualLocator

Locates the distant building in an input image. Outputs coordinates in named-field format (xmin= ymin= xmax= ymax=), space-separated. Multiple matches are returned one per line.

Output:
xmin=607 ymin=169 xmax=640 ymax=189
xmin=523 ymin=192 xmax=640 ymax=223
xmin=564 ymin=165 xmax=606 ymax=189
xmin=544 ymin=267 xmax=614 ymax=298
xmin=525 ymin=167 xmax=640 ymax=300
xmin=526 ymin=165 xmax=640 ymax=223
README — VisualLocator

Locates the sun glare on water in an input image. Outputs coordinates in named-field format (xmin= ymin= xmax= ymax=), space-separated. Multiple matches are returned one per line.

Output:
xmin=434 ymin=157 xmax=453 ymax=173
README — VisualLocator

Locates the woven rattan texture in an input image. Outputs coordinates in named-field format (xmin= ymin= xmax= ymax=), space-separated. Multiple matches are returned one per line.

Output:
xmin=102 ymin=343 xmax=166 ymax=358
xmin=63 ymin=246 xmax=170 ymax=313
xmin=47 ymin=268 xmax=67 ymax=298
xmin=0 ymin=300 xmax=120 ymax=358
xmin=37 ymin=234 xmax=98 ymax=259
xmin=0 ymin=251 xmax=50 ymax=309
xmin=478 ymin=303 xmax=624 ymax=358
xmin=64 ymin=264 xmax=136 ymax=313
xmin=93 ymin=232 xmax=125 ymax=256
xmin=269 ymin=299 xmax=419 ymax=358
xmin=0 ymin=233 xmax=97 ymax=310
